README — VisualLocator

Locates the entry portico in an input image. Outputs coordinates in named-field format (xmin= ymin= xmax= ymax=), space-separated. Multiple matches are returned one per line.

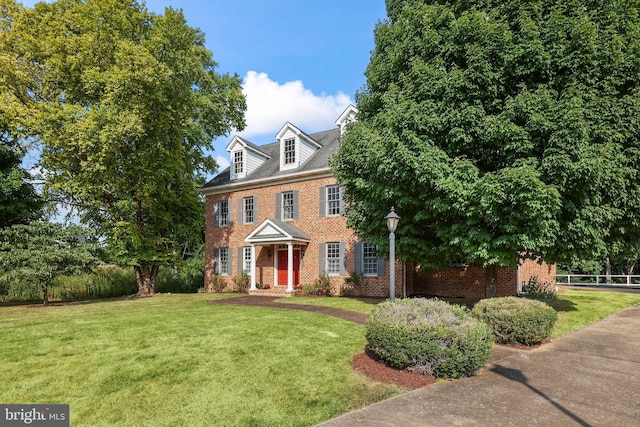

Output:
xmin=244 ymin=219 xmax=311 ymax=292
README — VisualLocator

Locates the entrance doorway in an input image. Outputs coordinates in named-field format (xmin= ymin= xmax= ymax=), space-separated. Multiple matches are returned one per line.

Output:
xmin=277 ymin=249 xmax=300 ymax=286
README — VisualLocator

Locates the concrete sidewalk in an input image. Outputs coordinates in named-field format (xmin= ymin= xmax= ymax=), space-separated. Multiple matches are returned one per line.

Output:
xmin=318 ymin=304 xmax=640 ymax=426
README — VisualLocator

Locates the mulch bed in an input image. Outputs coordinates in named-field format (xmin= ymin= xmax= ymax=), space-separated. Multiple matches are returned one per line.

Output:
xmin=353 ymin=349 xmax=438 ymax=389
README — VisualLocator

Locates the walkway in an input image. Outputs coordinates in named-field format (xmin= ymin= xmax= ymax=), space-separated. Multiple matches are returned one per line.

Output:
xmin=207 ymin=295 xmax=367 ymax=325
xmin=318 ymin=304 xmax=640 ymax=426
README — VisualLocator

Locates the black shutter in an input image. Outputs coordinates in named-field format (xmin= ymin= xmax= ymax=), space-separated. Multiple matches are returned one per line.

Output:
xmin=339 ymin=242 xmax=347 ymax=276
xmin=237 ymin=247 xmax=243 ymax=275
xmin=238 ymin=199 xmax=243 ymax=225
xmin=213 ymin=202 xmax=219 ymax=227
xmin=213 ymin=248 xmax=219 ymax=275
xmin=275 ymin=193 xmax=281 ymax=220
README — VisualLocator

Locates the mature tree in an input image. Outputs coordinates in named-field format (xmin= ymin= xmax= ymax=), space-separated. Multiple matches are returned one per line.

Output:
xmin=0 ymin=136 xmax=43 ymax=227
xmin=0 ymin=1 xmax=43 ymax=227
xmin=333 ymin=0 xmax=640 ymax=270
xmin=2 ymin=0 xmax=246 ymax=294
xmin=0 ymin=222 xmax=101 ymax=305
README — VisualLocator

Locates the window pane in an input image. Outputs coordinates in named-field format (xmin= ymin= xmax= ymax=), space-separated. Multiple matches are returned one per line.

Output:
xmin=363 ymin=242 xmax=378 ymax=275
xmin=327 ymin=242 xmax=340 ymax=275
xmin=282 ymin=191 xmax=294 ymax=220
xmin=243 ymin=247 xmax=252 ymax=273
xmin=219 ymin=201 xmax=229 ymax=226
xmin=234 ymin=151 xmax=243 ymax=174
xmin=284 ymin=138 xmax=295 ymax=164
xmin=244 ymin=197 xmax=254 ymax=224
xmin=327 ymin=185 xmax=341 ymax=216
xmin=220 ymin=247 xmax=229 ymax=275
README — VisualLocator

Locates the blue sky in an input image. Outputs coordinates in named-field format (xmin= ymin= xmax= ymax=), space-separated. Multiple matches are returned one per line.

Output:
xmin=20 ymin=0 xmax=388 ymax=172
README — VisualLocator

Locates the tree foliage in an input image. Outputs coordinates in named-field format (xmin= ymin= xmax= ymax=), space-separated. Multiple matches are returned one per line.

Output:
xmin=1 ymin=0 xmax=246 ymax=294
xmin=333 ymin=0 xmax=640 ymax=269
xmin=0 ymin=222 xmax=101 ymax=304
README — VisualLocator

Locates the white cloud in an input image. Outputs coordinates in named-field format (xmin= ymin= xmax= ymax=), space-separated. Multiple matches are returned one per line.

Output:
xmin=239 ymin=71 xmax=354 ymax=140
xmin=215 ymin=154 xmax=230 ymax=172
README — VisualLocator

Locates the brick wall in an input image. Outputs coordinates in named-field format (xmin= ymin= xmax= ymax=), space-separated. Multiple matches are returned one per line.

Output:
xmin=204 ymin=175 xmax=556 ymax=299
xmin=204 ymin=175 xmax=404 ymax=295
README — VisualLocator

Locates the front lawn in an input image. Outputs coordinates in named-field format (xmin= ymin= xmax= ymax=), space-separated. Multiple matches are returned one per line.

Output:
xmin=0 ymin=294 xmax=397 ymax=426
xmin=548 ymin=288 xmax=640 ymax=337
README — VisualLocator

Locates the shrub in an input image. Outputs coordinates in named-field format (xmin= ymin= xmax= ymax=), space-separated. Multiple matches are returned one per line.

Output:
xmin=522 ymin=276 xmax=557 ymax=299
xmin=341 ymin=271 xmax=363 ymax=296
xmin=366 ymin=298 xmax=494 ymax=378
xmin=232 ymin=272 xmax=249 ymax=293
xmin=156 ymin=267 xmax=203 ymax=293
xmin=302 ymin=274 xmax=332 ymax=296
xmin=472 ymin=297 xmax=558 ymax=346
xmin=209 ymin=275 xmax=227 ymax=293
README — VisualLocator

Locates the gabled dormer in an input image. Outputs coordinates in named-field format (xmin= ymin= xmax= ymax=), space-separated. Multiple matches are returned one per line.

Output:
xmin=225 ymin=136 xmax=270 ymax=181
xmin=275 ymin=122 xmax=322 ymax=172
xmin=335 ymin=104 xmax=358 ymax=135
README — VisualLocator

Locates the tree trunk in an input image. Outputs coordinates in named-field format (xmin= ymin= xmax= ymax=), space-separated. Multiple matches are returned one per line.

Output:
xmin=484 ymin=264 xmax=497 ymax=298
xmin=134 ymin=262 xmax=159 ymax=296
xmin=605 ymin=257 xmax=612 ymax=283
xmin=41 ymin=282 xmax=49 ymax=306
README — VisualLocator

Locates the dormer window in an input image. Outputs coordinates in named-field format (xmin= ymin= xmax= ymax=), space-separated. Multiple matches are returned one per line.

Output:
xmin=233 ymin=151 xmax=244 ymax=174
xmin=284 ymin=138 xmax=296 ymax=165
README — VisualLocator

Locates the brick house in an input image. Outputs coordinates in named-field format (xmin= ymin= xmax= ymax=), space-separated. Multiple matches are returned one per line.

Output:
xmin=200 ymin=105 xmax=555 ymax=298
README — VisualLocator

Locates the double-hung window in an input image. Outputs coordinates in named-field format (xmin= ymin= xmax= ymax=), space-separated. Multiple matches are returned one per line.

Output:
xmin=243 ymin=197 xmax=254 ymax=224
xmin=282 ymin=191 xmax=294 ymax=220
xmin=233 ymin=151 xmax=243 ymax=174
xmin=327 ymin=185 xmax=341 ymax=216
xmin=214 ymin=247 xmax=229 ymax=275
xmin=362 ymin=242 xmax=378 ymax=276
xmin=326 ymin=243 xmax=341 ymax=275
xmin=215 ymin=200 xmax=230 ymax=227
xmin=284 ymin=138 xmax=296 ymax=165
xmin=243 ymin=247 xmax=252 ymax=274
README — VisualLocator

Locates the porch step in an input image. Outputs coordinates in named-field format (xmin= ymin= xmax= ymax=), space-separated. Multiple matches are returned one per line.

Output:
xmin=248 ymin=287 xmax=299 ymax=297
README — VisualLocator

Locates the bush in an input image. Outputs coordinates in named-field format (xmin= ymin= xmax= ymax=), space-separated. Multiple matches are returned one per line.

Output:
xmin=156 ymin=267 xmax=203 ymax=293
xmin=522 ymin=276 xmax=557 ymax=299
xmin=341 ymin=271 xmax=363 ymax=296
xmin=209 ymin=275 xmax=227 ymax=293
xmin=56 ymin=266 xmax=137 ymax=300
xmin=232 ymin=272 xmax=249 ymax=293
xmin=472 ymin=297 xmax=558 ymax=346
xmin=302 ymin=274 xmax=332 ymax=296
xmin=366 ymin=298 xmax=494 ymax=378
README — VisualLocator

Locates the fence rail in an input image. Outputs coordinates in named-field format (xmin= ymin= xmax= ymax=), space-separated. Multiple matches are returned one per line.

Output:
xmin=556 ymin=274 xmax=640 ymax=288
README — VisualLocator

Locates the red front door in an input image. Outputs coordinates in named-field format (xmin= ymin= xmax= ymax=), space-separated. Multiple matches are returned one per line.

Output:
xmin=277 ymin=249 xmax=300 ymax=286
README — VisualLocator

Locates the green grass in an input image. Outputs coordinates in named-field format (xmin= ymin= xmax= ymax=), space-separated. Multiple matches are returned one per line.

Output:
xmin=0 ymin=294 xmax=397 ymax=426
xmin=548 ymin=288 xmax=640 ymax=337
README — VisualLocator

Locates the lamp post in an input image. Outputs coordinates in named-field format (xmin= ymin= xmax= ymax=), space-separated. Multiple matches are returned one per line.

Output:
xmin=385 ymin=207 xmax=400 ymax=301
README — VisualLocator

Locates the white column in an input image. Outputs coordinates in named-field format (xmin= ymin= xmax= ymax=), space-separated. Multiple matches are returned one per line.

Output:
xmin=250 ymin=244 xmax=257 ymax=290
xmin=287 ymin=242 xmax=294 ymax=292
xmin=273 ymin=245 xmax=277 ymax=287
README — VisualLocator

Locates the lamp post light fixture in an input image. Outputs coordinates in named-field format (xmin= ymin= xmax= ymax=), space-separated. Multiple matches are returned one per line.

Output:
xmin=385 ymin=207 xmax=400 ymax=301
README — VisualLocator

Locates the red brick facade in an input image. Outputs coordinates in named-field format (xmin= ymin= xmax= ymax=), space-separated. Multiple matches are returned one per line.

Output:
xmin=201 ymin=110 xmax=555 ymax=299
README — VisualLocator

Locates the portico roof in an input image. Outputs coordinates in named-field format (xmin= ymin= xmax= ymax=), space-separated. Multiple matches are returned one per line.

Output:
xmin=244 ymin=219 xmax=311 ymax=245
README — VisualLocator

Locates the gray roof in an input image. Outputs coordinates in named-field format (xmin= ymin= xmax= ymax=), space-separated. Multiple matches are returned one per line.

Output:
xmin=203 ymin=128 xmax=340 ymax=189
xmin=269 ymin=219 xmax=311 ymax=241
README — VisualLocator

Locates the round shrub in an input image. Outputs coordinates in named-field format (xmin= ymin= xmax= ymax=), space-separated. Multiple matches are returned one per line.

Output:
xmin=366 ymin=298 xmax=494 ymax=378
xmin=472 ymin=297 xmax=558 ymax=346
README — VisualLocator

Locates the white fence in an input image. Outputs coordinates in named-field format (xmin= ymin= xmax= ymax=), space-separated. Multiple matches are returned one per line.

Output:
xmin=556 ymin=274 xmax=640 ymax=288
